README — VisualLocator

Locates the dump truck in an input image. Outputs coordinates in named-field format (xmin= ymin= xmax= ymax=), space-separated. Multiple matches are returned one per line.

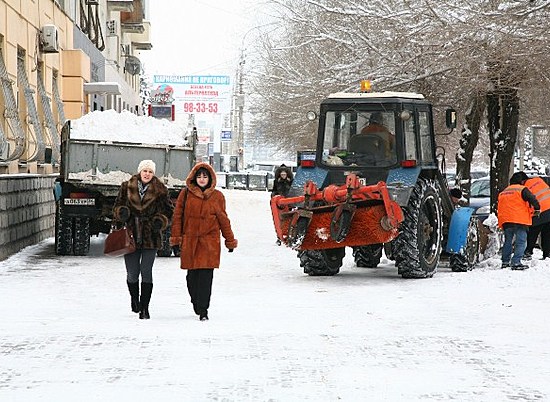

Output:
xmin=53 ymin=115 xmax=194 ymax=257
xmin=271 ymin=85 xmax=480 ymax=278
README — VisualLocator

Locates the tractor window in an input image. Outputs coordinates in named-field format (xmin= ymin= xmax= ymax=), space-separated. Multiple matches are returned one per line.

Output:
xmin=404 ymin=113 xmax=417 ymax=160
xmin=321 ymin=110 xmax=397 ymax=167
xmin=419 ymin=111 xmax=433 ymax=162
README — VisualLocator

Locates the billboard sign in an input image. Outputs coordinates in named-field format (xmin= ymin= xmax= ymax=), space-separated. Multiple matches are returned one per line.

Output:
xmin=153 ymin=75 xmax=231 ymax=115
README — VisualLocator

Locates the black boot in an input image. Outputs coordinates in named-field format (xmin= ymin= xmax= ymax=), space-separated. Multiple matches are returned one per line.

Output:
xmin=127 ymin=281 xmax=140 ymax=313
xmin=139 ymin=282 xmax=153 ymax=319
xmin=199 ymin=310 xmax=209 ymax=321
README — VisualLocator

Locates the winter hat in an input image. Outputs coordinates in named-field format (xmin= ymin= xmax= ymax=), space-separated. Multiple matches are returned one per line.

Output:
xmin=450 ymin=188 xmax=462 ymax=199
xmin=510 ymin=171 xmax=528 ymax=185
xmin=137 ymin=159 xmax=156 ymax=175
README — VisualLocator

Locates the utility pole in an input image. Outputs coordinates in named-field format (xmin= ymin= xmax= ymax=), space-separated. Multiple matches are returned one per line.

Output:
xmin=236 ymin=47 xmax=245 ymax=171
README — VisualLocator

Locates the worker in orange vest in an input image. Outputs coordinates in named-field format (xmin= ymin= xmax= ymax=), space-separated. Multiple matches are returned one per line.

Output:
xmin=497 ymin=171 xmax=540 ymax=270
xmin=524 ymin=175 xmax=550 ymax=260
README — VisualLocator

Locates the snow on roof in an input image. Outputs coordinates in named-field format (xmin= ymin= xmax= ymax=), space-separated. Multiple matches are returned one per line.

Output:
xmin=327 ymin=91 xmax=425 ymax=100
xmin=70 ymin=109 xmax=189 ymax=146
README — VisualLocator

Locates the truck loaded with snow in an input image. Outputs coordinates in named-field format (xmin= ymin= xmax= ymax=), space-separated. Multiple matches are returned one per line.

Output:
xmin=54 ymin=110 xmax=195 ymax=256
xmin=271 ymin=82 xmax=481 ymax=278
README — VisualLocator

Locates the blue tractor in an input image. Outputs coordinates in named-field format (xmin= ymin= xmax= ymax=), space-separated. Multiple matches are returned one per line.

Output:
xmin=271 ymin=86 xmax=480 ymax=278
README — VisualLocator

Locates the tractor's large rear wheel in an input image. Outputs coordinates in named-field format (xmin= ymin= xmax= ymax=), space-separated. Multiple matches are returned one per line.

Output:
xmin=300 ymin=248 xmax=345 ymax=276
xmin=450 ymin=217 xmax=480 ymax=272
xmin=353 ymin=244 xmax=382 ymax=268
xmin=394 ymin=177 xmax=443 ymax=278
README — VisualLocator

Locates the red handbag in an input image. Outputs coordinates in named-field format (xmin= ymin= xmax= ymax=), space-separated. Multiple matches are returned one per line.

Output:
xmin=104 ymin=226 xmax=136 ymax=256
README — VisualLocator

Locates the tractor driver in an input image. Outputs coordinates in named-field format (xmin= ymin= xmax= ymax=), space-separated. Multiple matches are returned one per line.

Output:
xmin=359 ymin=112 xmax=395 ymax=151
xmin=348 ymin=112 xmax=396 ymax=162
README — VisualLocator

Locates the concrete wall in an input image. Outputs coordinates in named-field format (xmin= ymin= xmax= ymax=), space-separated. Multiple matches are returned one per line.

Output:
xmin=0 ymin=175 xmax=56 ymax=261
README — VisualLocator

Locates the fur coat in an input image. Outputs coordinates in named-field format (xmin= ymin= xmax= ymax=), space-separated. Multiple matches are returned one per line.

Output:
xmin=169 ymin=163 xmax=238 ymax=269
xmin=113 ymin=175 xmax=173 ymax=250
xmin=271 ymin=165 xmax=294 ymax=197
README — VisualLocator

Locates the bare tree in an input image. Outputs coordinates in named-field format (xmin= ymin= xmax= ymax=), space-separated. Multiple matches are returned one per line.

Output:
xmin=248 ymin=0 xmax=550 ymax=194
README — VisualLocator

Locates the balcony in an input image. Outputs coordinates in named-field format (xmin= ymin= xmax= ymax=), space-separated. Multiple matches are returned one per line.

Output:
xmin=107 ymin=0 xmax=134 ymax=12
xmin=131 ymin=21 xmax=152 ymax=50
xmin=120 ymin=0 xmax=144 ymax=24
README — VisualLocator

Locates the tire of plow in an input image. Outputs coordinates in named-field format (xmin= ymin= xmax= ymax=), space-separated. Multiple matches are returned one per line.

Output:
xmin=352 ymin=244 xmax=383 ymax=268
xmin=299 ymin=248 xmax=344 ymax=276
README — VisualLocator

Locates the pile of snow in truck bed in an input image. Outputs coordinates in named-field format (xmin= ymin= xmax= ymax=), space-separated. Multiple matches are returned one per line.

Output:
xmin=70 ymin=109 xmax=189 ymax=146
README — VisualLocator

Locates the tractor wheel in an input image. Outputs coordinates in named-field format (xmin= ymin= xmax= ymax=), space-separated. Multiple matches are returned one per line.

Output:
xmin=394 ymin=177 xmax=443 ymax=278
xmin=55 ymin=203 xmax=73 ymax=256
xmin=73 ymin=217 xmax=91 ymax=256
xmin=450 ymin=217 xmax=480 ymax=272
xmin=300 ymin=248 xmax=345 ymax=276
xmin=352 ymin=244 xmax=382 ymax=268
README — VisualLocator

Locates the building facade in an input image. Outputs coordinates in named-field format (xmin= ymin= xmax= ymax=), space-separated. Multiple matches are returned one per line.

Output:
xmin=0 ymin=0 xmax=151 ymax=172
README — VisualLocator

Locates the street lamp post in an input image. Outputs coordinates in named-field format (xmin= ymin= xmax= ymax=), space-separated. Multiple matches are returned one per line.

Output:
xmin=233 ymin=23 xmax=278 ymax=171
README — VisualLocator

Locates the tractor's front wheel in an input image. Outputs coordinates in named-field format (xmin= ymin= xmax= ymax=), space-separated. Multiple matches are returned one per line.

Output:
xmin=300 ymin=248 xmax=345 ymax=276
xmin=394 ymin=177 xmax=443 ymax=278
xmin=352 ymin=244 xmax=382 ymax=268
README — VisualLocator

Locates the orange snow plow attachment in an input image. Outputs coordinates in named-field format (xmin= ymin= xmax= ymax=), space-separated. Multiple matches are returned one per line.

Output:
xmin=271 ymin=173 xmax=404 ymax=250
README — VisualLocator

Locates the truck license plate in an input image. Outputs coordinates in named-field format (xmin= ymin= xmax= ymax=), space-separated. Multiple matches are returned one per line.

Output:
xmin=64 ymin=198 xmax=95 ymax=206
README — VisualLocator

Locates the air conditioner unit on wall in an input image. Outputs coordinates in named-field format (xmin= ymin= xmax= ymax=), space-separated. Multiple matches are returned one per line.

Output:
xmin=40 ymin=25 xmax=59 ymax=53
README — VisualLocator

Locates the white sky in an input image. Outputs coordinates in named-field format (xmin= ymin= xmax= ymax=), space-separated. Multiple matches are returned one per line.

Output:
xmin=2 ymin=189 xmax=550 ymax=399
xmin=140 ymin=0 xmax=263 ymax=77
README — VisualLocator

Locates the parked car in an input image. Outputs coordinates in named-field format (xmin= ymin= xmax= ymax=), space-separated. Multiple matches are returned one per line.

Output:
xmin=468 ymin=176 xmax=491 ymax=222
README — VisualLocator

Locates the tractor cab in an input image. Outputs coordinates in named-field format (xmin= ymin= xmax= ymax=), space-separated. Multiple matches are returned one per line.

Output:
xmin=316 ymin=91 xmax=443 ymax=187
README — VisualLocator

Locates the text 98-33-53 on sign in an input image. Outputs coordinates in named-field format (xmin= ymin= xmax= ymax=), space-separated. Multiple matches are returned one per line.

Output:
xmin=183 ymin=102 xmax=218 ymax=113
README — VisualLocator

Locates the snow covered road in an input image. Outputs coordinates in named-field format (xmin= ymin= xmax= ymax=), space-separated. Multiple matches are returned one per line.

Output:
xmin=1 ymin=189 xmax=550 ymax=401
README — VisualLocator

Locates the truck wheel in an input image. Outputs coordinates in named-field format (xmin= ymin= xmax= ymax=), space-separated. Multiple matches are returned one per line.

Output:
xmin=394 ymin=177 xmax=443 ymax=278
xmin=157 ymin=227 xmax=173 ymax=257
xmin=450 ymin=217 xmax=480 ymax=272
xmin=352 ymin=244 xmax=382 ymax=268
xmin=73 ymin=217 xmax=91 ymax=256
xmin=299 ymin=248 xmax=345 ymax=276
xmin=55 ymin=203 xmax=73 ymax=256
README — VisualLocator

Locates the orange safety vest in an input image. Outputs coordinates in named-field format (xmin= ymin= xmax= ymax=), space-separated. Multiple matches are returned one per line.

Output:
xmin=525 ymin=177 xmax=550 ymax=213
xmin=497 ymin=184 xmax=532 ymax=228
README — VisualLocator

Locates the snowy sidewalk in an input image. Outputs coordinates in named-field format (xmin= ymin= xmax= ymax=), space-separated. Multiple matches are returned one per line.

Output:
xmin=1 ymin=190 xmax=550 ymax=401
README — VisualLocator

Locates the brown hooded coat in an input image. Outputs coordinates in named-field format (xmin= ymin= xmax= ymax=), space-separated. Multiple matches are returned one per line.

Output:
xmin=169 ymin=163 xmax=237 ymax=269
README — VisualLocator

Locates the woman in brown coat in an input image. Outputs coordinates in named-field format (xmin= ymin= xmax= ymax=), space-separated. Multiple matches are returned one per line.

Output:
xmin=170 ymin=163 xmax=237 ymax=321
xmin=113 ymin=159 xmax=173 ymax=320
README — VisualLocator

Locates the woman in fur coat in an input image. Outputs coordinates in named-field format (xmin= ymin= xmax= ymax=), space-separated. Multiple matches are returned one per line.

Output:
xmin=169 ymin=162 xmax=238 ymax=321
xmin=113 ymin=159 xmax=173 ymax=320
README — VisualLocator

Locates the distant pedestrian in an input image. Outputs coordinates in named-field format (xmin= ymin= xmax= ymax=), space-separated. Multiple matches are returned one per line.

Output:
xmin=497 ymin=171 xmax=540 ymax=270
xmin=271 ymin=164 xmax=294 ymax=197
xmin=449 ymin=187 xmax=467 ymax=208
xmin=524 ymin=175 xmax=550 ymax=260
xmin=169 ymin=163 xmax=238 ymax=321
xmin=113 ymin=159 xmax=173 ymax=319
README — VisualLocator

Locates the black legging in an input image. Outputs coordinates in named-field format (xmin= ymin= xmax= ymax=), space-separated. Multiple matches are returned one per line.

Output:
xmin=124 ymin=248 xmax=157 ymax=283
xmin=526 ymin=222 xmax=550 ymax=258
xmin=186 ymin=269 xmax=214 ymax=312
